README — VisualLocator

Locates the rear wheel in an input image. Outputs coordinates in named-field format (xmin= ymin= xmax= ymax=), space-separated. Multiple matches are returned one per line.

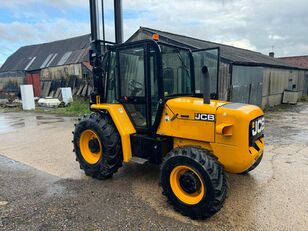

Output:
xmin=161 ymin=146 xmax=228 ymax=219
xmin=73 ymin=112 xmax=122 ymax=180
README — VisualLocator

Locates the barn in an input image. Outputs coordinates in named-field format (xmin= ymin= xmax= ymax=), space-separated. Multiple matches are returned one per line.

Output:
xmin=0 ymin=34 xmax=92 ymax=99
xmin=128 ymin=27 xmax=308 ymax=108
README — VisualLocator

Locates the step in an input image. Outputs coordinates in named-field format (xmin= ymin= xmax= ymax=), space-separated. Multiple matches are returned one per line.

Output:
xmin=130 ymin=156 xmax=149 ymax=165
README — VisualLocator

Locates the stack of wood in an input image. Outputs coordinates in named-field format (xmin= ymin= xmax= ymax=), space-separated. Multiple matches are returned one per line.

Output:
xmin=41 ymin=75 xmax=93 ymax=99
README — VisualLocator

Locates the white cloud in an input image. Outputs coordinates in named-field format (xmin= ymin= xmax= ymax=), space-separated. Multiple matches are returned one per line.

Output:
xmin=224 ymin=39 xmax=257 ymax=51
xmin=0 ymin=19 xmax=89 ymax=45
xmin=0 ymin=0 xmax=308 ymax=63
xmin=269 ymin=35 xmax=286 ymax=41
xmin=120 ymin=0 xmax=308 ymax=57
xmin=0 ymin=19 xmax=90 ymax=63
xmin=0 ymin=0 xmax=87 ymax=9
xmin=45 ymin=0 xmax=88 ymax=8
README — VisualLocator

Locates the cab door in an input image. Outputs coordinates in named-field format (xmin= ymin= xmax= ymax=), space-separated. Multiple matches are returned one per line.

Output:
xmin=116 ymin=41 xmax=162 ymax=133
xmin=192 ymin=48 xmax=220 ymax=99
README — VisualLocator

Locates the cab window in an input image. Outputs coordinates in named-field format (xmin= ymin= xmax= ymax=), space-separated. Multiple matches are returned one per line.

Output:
xmin=118 ymin=47 xmax=146 ymax=127
xmin=160 ymin=45 xmax=192 ymax=96
xmin=106 ymin=51 xmax=118 ymax=103
xmin=119 ymin=47 xmax=145 ymax=97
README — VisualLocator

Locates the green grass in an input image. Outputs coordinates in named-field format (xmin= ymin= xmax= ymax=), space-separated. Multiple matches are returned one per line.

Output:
xmin=0 ymin=106 xmax=23 ymax=113
xmin=0 ymin=97 xmax=90 ymax=117
xmin=35 ymin=98 xmax=90 ymax=117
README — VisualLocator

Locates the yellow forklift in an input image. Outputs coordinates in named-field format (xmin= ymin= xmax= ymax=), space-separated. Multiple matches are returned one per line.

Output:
xmin=73 ymin=0 xmax=265 ymax=219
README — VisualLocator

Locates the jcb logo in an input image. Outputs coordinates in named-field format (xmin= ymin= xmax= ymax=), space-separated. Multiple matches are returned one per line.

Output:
xmin=251 ymin=117 xmax=265 ymax=136
xmin=195 ymin=113 xmax=215 ymax=121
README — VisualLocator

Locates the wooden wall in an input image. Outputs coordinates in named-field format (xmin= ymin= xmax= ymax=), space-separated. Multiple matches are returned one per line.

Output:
xmin=40 ymin=64 xmax=82 ymax=80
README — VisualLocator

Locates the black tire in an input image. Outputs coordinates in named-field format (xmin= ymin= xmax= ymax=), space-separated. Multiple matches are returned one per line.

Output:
xmin=160 ymin=146 xmax=228 ymax=219
xmin=73 ymin=112 xmax=122 ymax=180
xmin=240 ymin=153 xmax=263 ymax=174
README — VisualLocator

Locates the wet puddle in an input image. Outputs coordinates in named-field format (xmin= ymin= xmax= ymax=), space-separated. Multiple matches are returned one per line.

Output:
xmin=0 ymin=113 xmax=72 ymax=134
xmin=35 ymin=115 xmax=65 ymax=125
xmin=0 ymin=116 xmax=25 ymax=133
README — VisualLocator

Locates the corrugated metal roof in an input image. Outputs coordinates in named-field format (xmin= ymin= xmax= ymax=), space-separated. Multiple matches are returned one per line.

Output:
xmin=0 ymin=34 xmax=91 ymax=72
xmin=128 ymin=27 xmax=304 ymax=70
xmin=279 ymin=56 xmax=308 ymax=69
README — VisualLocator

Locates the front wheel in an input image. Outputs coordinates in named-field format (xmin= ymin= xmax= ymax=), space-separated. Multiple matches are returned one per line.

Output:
xmin=73 ymin=112 xmax=122 ymax=180
xmin=160 ymin=146 xmax=228 ymax=219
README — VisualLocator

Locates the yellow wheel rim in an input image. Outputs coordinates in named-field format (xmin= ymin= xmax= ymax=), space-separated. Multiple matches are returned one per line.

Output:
xmin=170 ymin=165 xmax=205 ymax=205
xmin=80 ymin=129 xmax=102 ymax=164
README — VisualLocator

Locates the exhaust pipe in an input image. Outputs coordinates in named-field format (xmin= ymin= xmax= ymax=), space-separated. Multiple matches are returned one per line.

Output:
xmin=114 ymin=0 xmax=123 ymax=44
xmin=202 ymin=65 xmax=210 ymax=104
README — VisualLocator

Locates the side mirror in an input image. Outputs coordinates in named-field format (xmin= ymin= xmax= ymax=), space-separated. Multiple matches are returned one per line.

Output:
xmin=202 ymin=65 xmax=210 ymax=104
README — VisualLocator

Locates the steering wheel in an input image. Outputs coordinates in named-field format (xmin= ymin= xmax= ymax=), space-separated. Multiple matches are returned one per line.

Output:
xmin=129 ymin=79 xmax=143 ymax=96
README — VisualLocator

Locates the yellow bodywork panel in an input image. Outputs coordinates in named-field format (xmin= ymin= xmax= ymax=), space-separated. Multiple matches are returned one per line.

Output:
xmin=91 ymin=104 xmax=136 ymax=162
xmin=157 ymin=97 xmax=226 ymax=142
xmin=215 ymin=104 xmax=263 ymax=146
xmin=157 ymin=98 xmax=264 ymax=173
xmin=213 ymin=104 xmax=264 ymax=172
xmin=173 ymin=138 xmax=213 ymax=151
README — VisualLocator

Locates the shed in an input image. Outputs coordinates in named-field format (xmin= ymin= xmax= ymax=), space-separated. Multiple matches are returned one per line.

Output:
xmin=128 ymin=27 xmax=308 ymax=107
xmin=0 ymin=34 xmax=92 ymax=98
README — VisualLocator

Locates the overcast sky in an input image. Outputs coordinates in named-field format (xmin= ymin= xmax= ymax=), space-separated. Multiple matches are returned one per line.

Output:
xmin=0 ymin=0 xmax=307 ymax=66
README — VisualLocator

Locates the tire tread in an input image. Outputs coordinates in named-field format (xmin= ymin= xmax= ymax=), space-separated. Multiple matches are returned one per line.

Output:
xmin=73 ymin=112 xmax=122 ymax=180
xmin=161 ymin=146 xmax=228 ymax=219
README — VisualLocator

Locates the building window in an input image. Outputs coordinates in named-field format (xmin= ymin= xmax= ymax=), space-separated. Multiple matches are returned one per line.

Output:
xmin=288 ymin=79 xmax=293 ymax=90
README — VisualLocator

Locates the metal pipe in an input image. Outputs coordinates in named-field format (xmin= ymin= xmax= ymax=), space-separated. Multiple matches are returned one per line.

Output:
xmin=101 ymin=0 xmax=105 ymax=42
xmin=101 ymin=0 xmax=106 ymax=52
xmin=114 ymin=0 xmax=123 ymax=44
xmin=202 ymin=66 xmax=210 ymax=104
xmin=89 ymin=0 xmax=103 ymax=102
xmin=89 ymin=0 xmax=100 ymax=41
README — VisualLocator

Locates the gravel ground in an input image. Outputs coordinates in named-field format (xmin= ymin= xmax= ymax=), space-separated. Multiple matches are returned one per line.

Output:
xmin=0 ymin=102 xmax=307 ymax=231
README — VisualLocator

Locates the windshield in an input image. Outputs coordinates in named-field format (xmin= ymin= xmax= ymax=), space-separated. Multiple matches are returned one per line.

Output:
xmin=159 ymin=44 xmax=193 ymax=97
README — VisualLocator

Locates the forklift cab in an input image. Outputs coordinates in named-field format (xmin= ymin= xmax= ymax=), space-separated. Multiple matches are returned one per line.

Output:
xmin=101 ymin=39 xmax=220 ymax=133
